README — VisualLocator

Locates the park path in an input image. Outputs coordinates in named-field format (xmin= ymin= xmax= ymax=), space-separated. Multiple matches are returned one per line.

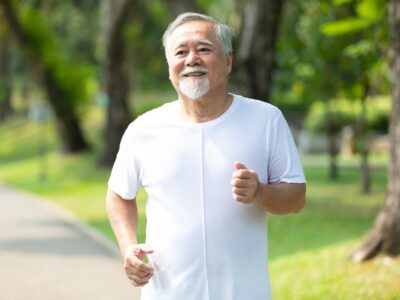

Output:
xmin=0 ymin=184 xmax=141 ymax=300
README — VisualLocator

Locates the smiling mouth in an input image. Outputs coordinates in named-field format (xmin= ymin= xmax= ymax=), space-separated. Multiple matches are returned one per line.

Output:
xmin=183 ymin=72 xmax=207 ymax=77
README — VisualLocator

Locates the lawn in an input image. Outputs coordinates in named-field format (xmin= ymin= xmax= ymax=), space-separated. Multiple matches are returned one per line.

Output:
xmin=0 ymin=107 xmax=399 ymax=299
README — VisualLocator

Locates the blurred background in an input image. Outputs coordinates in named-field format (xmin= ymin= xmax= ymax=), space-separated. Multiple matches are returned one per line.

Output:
xmin=0 ymin=0 xmax=399 ymax=299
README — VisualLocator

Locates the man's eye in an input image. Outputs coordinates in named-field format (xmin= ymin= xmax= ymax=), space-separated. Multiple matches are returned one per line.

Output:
xmin=175 ymin=51 xmax=185 ymax=56
xmin=199 ymin=48 xmax=210 ymax=52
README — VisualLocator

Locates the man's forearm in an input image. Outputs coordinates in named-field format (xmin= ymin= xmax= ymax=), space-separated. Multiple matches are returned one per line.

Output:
xmin=254 ymin=183 xmax=306 ymax=215
xmin=106 ymin=189 xmax=139 ymax=256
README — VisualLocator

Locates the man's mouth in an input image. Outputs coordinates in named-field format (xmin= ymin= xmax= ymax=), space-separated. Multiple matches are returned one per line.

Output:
xmin=180 ymin=68 xmax=208 ymax=77
xmin=183 ymin=72 xmax=206 ymax=77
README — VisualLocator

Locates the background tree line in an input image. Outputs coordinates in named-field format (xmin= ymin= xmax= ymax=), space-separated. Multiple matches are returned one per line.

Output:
xmin=0 ymin=0 xmax=399 ymax=262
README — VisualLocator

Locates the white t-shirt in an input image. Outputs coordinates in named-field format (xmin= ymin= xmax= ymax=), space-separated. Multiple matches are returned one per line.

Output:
xmin=108 ymin=94 xmax=306 ymax=300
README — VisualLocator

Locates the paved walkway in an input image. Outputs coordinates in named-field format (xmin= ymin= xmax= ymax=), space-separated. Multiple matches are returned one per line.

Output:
xmin=0 ymin=184 xmax=141 ymax=300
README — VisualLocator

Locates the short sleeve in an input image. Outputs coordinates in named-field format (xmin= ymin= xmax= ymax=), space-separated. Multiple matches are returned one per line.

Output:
xmin=267 ymin=111 xmax=306 ymax=184
xmin=108 ymin=121 xmax=142 ymax=200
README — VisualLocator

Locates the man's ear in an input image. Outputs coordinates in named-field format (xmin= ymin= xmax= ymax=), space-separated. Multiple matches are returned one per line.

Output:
xmin=226 ymin=52 xmax=233 ymax=74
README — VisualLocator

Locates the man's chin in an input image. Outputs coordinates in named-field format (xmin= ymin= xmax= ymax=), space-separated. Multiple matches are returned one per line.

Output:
xmin=179 ymin=93 xmax=202 ymax=101
xmin=179 ymin=80 xmax=210 ymax=100
xmin=180 ymin=89 xmax=209 ymax=101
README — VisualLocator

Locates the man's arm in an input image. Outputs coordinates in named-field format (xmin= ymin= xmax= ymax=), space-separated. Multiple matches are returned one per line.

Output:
xmin=231 ymin=162 xmax=306 ymax=215
xmin=253 ymin=182 xmax=305 ymax=214
xmin=106 ymin=189 xmax=154 ymax=286
xmin=106 ymin=189 xmax=139 ymax=252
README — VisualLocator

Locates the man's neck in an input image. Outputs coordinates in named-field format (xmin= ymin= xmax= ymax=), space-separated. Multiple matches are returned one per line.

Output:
xmin=177 ymin=91 xmax=233 ymax=123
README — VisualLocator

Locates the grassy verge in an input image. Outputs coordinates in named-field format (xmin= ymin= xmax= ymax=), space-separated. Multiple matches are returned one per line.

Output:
xmin=268 ymin=165 xmax=400 ymax=300
xmin=1 ymin=109 xmax=399 ymax=299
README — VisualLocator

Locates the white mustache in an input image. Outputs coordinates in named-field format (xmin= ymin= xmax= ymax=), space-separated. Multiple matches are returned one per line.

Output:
xmin=179 ymin=67 xmax=208 ymax=77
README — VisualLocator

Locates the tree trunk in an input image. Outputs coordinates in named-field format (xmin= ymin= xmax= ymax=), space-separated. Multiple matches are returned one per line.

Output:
xmin=230 ymin=0 xmax=285 ymax=102
xmin=352 ymin=0 xmax=400 ymax=262
xmin=0 ymin=0 xmax=89 ymax=152
xmin=99 ymin=0 xmax=134 ymax=166
xmin=42 ymin=71 xmax=89 ymax=153
xmin=326 ymin=100 xmax=339 ymax=179
xmin=163 ymin=0 xmax=199 ymax=17
xmin=328 ymin=130 xmax=339 ymax=179
xmin=0 ymin=29 xmax=13 ymax=121
xmin=358 ymin=81 xmax=371 ymax=194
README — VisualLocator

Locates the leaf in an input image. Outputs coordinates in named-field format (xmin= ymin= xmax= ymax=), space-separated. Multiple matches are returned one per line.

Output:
xmin=343 ymin=40 xmax=376 ymax=57
xmin=320 ymin=17 xmax=372 ymax=36
xmin=333 ymin=0 xmax=354 ymax=5
xmin=357 ymin=0 xmax=384 ymax=21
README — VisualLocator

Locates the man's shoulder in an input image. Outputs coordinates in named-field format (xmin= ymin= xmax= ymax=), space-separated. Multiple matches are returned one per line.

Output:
xmin=234 ymin=94 xmax=282 ymax=118
xmin=122 ymin=101 xmax=176 ymax=141
xmin=130 ymin=101 xmax=176 ymax=127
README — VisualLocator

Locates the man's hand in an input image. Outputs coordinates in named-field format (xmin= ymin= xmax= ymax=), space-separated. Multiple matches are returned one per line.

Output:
xmin=231 ymin=161 xmax=262 ymax=204
xmin=123 ymin=244 xmax=154 ymax=287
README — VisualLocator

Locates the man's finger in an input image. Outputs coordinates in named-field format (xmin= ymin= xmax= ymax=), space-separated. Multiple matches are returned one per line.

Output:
xmin=127 ymin=271 xmax=153 ymax=283
xmin=137 ymin=244 xmax=154 ymax=254
xmin=234 ymin=161 xmax=248 ymax=170
xmin=231 ymin=178 xmax=248 ymax=188
xmin=126 ymin=267 xmax=150 ymax=278
xmin=232 ymin=187 xmax=248 ymax=196
xmin=135 ymin=244 xmax=154 ymax=260
xmin=128 ymin=275 xmax=151 ymax=287
xmin=233 ymin=194 xmax=251 ymax=203
xmin=131 ymin=259 xmax=154 ymax=273
xmin=130 ymin=280 xmax=150 ymax=287
xmin=232 ymin=170 xmax=252 ymax=179
xmin=125 ymin=254 xmax=154 ymax=274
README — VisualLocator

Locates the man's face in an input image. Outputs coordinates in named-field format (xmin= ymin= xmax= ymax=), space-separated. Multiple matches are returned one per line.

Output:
xmin=165 ymin=20 xmax=232 ymax=100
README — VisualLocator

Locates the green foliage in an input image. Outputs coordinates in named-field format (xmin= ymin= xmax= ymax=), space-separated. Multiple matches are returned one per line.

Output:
xmin=366 ymin=110 xmax=388 ymax=133
xmin=356 ymin=0 xmax=384 ymax=20
xmin=320 ymin=0 xmax=389 ymax=98
xmin=124 ymin=0 xmax=171 ymax=90
xmin=321 ymin=17 xmax=373 ymax=36
xmin=343 ymin=39 xmax=376 ymax=58
xmin=196 ymin=0 xmax=215 ymax=12
xmin=306 ymin=104 xmax=355 ymax=134
xmin=18 ymin=4 xmax=95 ymax=105
xmin=273 ymin=0 xmax=357 ymax=114
xmin=322 ymin=0 xmax=385 ymax=36
xmin=274 ymin=0 xmax=390 ymax=126
xmin=0 ymin=78 xmax=6 ymax=101
xmin=305 ymin=96 xmax=390 ymax=134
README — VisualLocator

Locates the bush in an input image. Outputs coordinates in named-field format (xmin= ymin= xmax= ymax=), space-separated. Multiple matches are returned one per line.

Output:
xmin=305 ymin=101 xmax=355 ymax=134
xmin=305 ymin=96 xmax=390 ymax=135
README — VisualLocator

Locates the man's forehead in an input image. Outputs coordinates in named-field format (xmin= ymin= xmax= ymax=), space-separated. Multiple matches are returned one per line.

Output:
xmin=173 ymin=38 xmax=214 ymax=49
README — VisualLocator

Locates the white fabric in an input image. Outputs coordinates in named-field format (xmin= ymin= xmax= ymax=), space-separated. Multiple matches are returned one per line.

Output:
xmin=108 ymin=94 xmax=306 ymax=300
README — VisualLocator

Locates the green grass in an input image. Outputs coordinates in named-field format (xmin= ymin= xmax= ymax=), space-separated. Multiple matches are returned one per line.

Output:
xmin=1 ymin=108 xmax=399 ymax=299
xmin=268 ymin=165 xmax=400 ymax=299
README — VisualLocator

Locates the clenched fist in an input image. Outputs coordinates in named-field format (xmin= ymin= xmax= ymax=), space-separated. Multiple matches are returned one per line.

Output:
xmin=123 ymin=244 xmax=154 ymax=287
xmin=231 ymin=161 xmax=262 ymax=204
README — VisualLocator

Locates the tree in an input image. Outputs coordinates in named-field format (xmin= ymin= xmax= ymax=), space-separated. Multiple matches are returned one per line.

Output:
xmin=352 ymin=0 xmax=400 ymax=262
xmin=163 ymin=0 xmax=198 ymax=16
xmin=0 ymin=19 xmax=13 ymax=121
xmin=230 ymin=0 xmax=285 ymax=102
xmin=280 ymin=0 xmax=357 ymax=179
xmin=99 ymin=0 xmax=135 ymax=166
xmin=321 ymin=0 xmax=388 ymax=192
xmin=0 ymin=0 xmax=89 ymax=152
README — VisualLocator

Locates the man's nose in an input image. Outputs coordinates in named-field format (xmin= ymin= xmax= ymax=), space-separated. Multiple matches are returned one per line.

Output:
xmin=186 ymin=51 xmax=201 ymax=66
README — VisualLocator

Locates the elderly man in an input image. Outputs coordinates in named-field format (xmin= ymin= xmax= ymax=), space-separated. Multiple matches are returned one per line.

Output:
xmin=106 ymin=12 xmax=306 ymax=300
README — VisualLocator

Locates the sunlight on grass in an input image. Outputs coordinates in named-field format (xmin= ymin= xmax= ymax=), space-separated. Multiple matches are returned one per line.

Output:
xmin=270 ymin=241 xmax=400 ymax=300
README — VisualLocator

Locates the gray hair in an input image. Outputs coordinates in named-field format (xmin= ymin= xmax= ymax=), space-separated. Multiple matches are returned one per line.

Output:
xmin=162 ymin=12 xmax=235 ymax=58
